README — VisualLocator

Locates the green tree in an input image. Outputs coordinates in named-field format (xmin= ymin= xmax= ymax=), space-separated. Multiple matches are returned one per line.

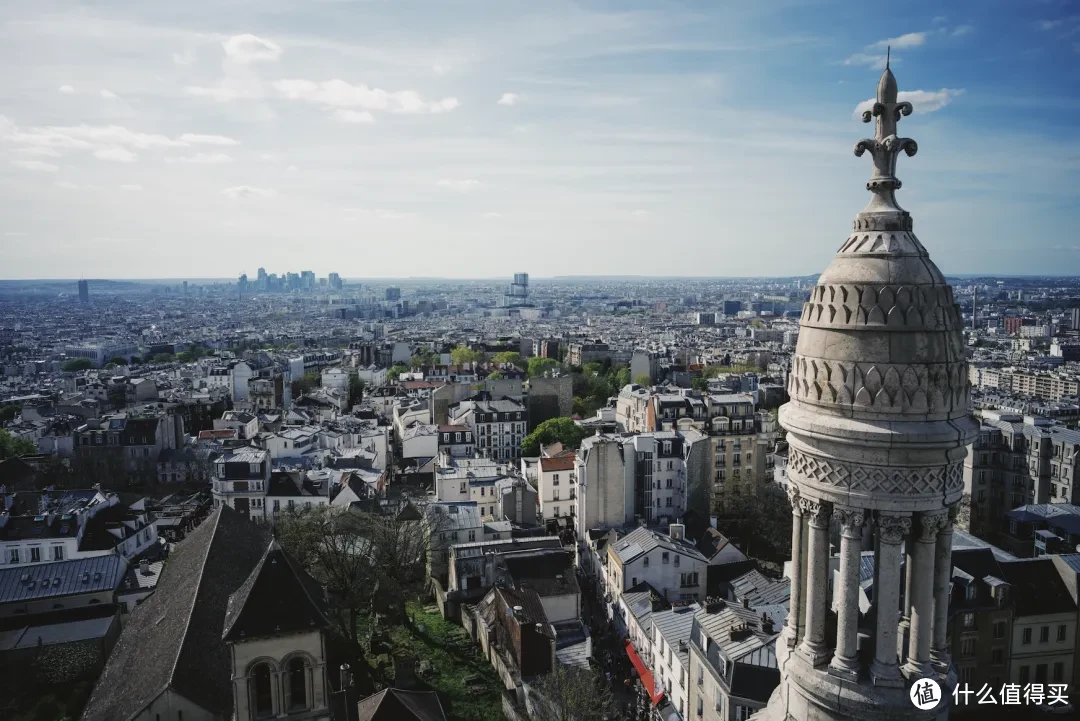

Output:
xmin=107 ymin=356 xmax=128 ymax=366
xmin=527 ymin=357 xmax=558 ymax=378
xmin=62 ymin=358 xmax=93 ymax=372
xmin=0 ymin=429 xmax=36 ymax=459
xmin=291 ymin=371 xmax=320 ymax=398
xmin=521 ymin=417 xmax=587 ymax=456
xmin=286 ymin=342 xmax=299 ymax=350
xmin=0 ymin=405 xmax=20 ymax=424
xmin=719 ymin=483 xmax=793 ymax=563
xmin=175 ymin=351 xmax=194 ymax=363
xmin=633 ymin=373 xmax=651 ymax=387
xmin=409 ymin=347 xmax=438 ymax=369
xmin=492 ymin=351 xmax=521 ymax=366
xmin=450 ymin=344 xmax=480 ymax=366
xmin=691 ymin=376 xmax=710 ymax=392
xmin=348 ymin=375 xmax=365 ymax=406
xmin=613 ymin=365 xmax=630 ymax=389
xmin=151 ymin=352 xmax=174 ymax=363
xmin=386 ymin=364 xmax=409 ymax=382
xmin=531 ymin=665 xmax=614 ymax=721
xmin=486 ymin=370 xmax=505 ymax=380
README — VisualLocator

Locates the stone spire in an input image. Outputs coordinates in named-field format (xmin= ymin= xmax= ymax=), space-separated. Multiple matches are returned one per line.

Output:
xmin=752 ymin=61 xmax=976 ymax=721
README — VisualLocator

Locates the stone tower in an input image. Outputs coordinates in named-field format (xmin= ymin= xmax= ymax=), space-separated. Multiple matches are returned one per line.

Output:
xmin=756 ymin=61 xmax=977 ymax=720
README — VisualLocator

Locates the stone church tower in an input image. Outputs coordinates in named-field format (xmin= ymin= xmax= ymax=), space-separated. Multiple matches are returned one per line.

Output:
xmin=755 ymin=61 xmax=976 ymax=720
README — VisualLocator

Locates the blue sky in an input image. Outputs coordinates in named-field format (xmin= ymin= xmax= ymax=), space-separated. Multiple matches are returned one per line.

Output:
xmin=0 ymin=0 xmax=1077 ymax=279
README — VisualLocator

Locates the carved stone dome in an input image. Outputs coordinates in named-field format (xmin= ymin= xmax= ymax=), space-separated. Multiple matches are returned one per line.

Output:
xmin=779 ymin=62 xmax=977 ymax=515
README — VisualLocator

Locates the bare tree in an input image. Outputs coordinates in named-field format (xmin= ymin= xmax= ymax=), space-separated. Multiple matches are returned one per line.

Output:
xmin=531 ymin=665 xmax=615 ymax=721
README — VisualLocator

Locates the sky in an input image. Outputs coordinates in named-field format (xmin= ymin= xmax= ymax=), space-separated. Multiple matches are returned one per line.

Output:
xmin=0 ymin=0 xmax=1078 ymax=280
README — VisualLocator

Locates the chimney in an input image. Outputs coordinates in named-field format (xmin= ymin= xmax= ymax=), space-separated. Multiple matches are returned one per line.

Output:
xmin=710 ymin=515 xmax=718 ymax=530
xmin=140 ymin=559 xmax=150 ymax=576
xmin=761 ymin=613 xmax=774 ymax=634
xmin=741 ymin=597 xmax=750 ymax=609
xmin=669 ymin=523 xmax=685 ymax=541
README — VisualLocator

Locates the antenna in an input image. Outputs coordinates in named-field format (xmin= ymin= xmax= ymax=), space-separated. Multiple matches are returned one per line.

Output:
xmin=886 ymin=45 xmax=891 ymax=69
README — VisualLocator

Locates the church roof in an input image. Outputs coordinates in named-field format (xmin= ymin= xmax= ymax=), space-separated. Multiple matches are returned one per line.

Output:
xmin=81 ymin=506 xmax=268 ymax=721
xmin=356 ymin=688 xmax=448 ymax=721
xmin=222 ymin=537 xmax=330 ymax=641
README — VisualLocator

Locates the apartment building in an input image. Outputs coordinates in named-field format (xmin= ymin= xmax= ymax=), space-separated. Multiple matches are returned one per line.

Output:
xmin=537 ymin=453 xmax=576 ymax=527
xmin=606 ymin=524 xmax=709 ymax=604
xmin=970 ymin=366 xmax=1080 ymax=402
xmin=448 ymin=397 xmax=527 ymax=462
xmin=210 ymin=447 xmax=271 ymax=521
xmin=1002 ymin=558 xmax=1076 ymax=689
xmin=706 ymin=395 xmax=774 ymax=514
xmin=687 ymin=600 xmax=780 ymax=721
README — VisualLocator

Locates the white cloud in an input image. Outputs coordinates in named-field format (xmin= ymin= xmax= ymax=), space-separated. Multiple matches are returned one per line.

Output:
xmin=483 ymin=212 xmax=504 ymax=218
xmin=172 ymin=48 xmax=196 ymax=66
xmin=436 ymin=178 xmax=480 ymax=191
xmin=94 ymin=147 xmax=138 ymax=163
xmin=58 ymin=85 xmax=74 ymax=94
xmin=844 ymin=53 xmax=889 ymax=70
xmin=12 ymin=160 xmax=58 ymax=172
xmin=222 ymin=185 xmax=276 ymax=198
xmin=8 ymin=123 xmax=186 ymax=151
xmin=274 ymin=79 xmax=459 ymax=115
xmin=334 ymin=109 xmax=376 ymax=124
xmin=432 ymin=64 xmax=450 ymax=75
xmin=952 ymin=25 xmax=974 ymax=37
xmin=100 ymin=89 xmax=118 ymax=99
xmin=497 ymin=93 xmax=520 ymax=106
xmin=222 ymin=34 xmax=282 ymax=64
xmin=120 ymin=184 xmax=143 ymax=191
xmin=178 ymin=133 xmax=239 ymax=145
xmin=871 ymin=32 xmax=927 ymax=49
xmin=165 ymin=152 xmax=233 ymax=164
xmin=932 ymin=16 xmax=948 ymax=26
xmin=1038 ymin=20 xmax=1063 ymax=31
xmin=14 ymin=146 xmax=62 ymax=157
xmin=854 ymin=88 xmax=965 ymax=118
xmin=631 ymin=209 xmax=651 ymax=216
xmin=54 ymin=180 xmax=79 ymax=189
xmin=185 ymin=86 xmax=245 ymax=102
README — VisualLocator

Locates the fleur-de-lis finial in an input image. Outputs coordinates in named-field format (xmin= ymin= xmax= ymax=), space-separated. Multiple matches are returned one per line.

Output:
xmin=852 ymin=56 xmax=919 ymax=225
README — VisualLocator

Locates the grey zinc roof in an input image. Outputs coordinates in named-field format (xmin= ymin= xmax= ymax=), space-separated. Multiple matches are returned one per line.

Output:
xmin=0 ymin=554 xmax=126 ymax=603
xmin=0 ymin=613 xmax=117 ymax=650
xmin=694 ymin=603 xmax=779 ymax=667
xmin=613 ymin=525 xmax=708 ymax=565
xmin=651 ymin=604 xmax=699 ymax=673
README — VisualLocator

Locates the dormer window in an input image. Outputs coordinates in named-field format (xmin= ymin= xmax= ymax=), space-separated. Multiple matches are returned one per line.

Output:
xmin=965 ymin=585 xmax=977 ymax=601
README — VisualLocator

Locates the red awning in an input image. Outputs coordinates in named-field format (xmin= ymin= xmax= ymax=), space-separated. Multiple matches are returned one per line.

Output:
xmin=625 ymin=641 xmax=665 ymax=705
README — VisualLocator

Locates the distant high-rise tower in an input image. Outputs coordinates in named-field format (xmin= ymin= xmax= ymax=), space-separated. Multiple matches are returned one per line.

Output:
xmin=385 ymin=286 xmax=401 ymax=302
xmin=755 ymin=60 xmax=975 ymax=721
xmin=328 ymin=272 xmax=343 ymax=291
xmin=504 ymin=272 xmax=529 ymax=307
xmin=77 ymin=279 xmax=89 ymax=303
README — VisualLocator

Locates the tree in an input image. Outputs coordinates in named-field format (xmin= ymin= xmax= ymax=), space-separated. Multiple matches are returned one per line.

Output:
xmin=528 ymin=357 xmax=558 ymax=378
xmin=719 ymin=483 xmax=793 ymax=562
xmin=492 ymin=351 xmax=521 ymax=366
xmin=0 ymin=429 xmax=36 ymax=459
xmin=107 ymin=356 xmax=128 ymax=366
xmin=691 ymin=376 xmax=710 ymax=392
xmin=633 ymin=373 xmax=651 ymax=387
xmin=62 ymin=358 xmax=93 ymax=372
xmin=531 ymin=665 xmax=614 ymax=721
xmin=151 ymin=352 xmax=174 ymax=363
xmin=450 ymin=344 xmax=479 ymax=367
xmin=386 ymin=364 xmax=409 ymax=382
xmin=521 ymin=417 xmax=587 ymax=456
xmin=486 ymin=370 xmax=504 ymax=380
xmin=409 ymin=347 xmax=437 ymax=369
xmin=348 ymin=375 xmax=365 ymax=406
xmin=175 ymin=351 xmax=194 ymax=363
xmin=286 ymin=343 xmax=299 ymax=350
xmin=276 ymin=505 xmax=436 ymax=645
xmin=291 ymin=371 xmax=320 ymax=398
xmin=0 ymin=405 xmax=20 ymax=424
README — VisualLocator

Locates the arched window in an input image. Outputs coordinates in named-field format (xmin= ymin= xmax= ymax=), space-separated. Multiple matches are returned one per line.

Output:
xmin=287 ymin=657 xmax=307 ymax=710
xmin=252 ymin=663 xmax=273 ymax=718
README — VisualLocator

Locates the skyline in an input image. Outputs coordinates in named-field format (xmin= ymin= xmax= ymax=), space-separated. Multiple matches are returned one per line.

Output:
xmin=1 ymin=0 xmax=1079 ymax=279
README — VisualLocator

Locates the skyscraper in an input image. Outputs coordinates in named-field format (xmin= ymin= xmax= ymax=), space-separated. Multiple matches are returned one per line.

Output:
xmin=77 ymin=279 xmax=89 ymax=303
xmin=755 ymin=62 xmax=975 ymax=720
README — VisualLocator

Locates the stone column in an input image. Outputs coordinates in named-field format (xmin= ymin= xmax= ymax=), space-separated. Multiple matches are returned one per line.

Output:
xmin=898 ymin=544 xmax=914 ymax=662
xmin=786 ymin=485 xmax=804 ymax=648
xmin=798 ymin=497 xmax=832 ymax=666
xmin=904 ymin=510 xmax=950 ymax=679
xmin=930 ymin=507 xmax=957 ymax=671
xmin=829 ymin=507 xmax=866 ymax=679
xmin=870 ymin=512 xmax=910 ymax=688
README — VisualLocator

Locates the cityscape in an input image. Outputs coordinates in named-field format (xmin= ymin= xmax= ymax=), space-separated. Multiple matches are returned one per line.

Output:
xmin=2 ymin=2 xmax=1080 ymax=721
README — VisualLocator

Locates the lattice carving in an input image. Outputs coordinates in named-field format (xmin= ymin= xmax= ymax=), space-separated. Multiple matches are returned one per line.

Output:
xmin=800 ymin=282 xmax=961 ymax=331
xmin=786 ymin=447 xmax=963 ymax=496
xmin=787 ymin=356 xmax=969 ymax=414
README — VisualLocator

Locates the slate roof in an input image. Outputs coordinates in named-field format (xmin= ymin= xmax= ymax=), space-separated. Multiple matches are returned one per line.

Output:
xmin=1001 ymin=558 xmax=1078 ymax=617
xmin=730 ymin=662 xmax=781 ymax=704
xmin=222 ymin=538 xmax=329 ymax=641
xmin=81 ymin=506 xmax=269 ymax=721
xmin=356 ymin=688 xmax=448 ymax=721
xmin=0 ymin=555 xmax=125 ymax=604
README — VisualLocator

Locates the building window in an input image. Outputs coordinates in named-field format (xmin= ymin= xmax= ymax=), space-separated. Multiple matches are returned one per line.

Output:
xmin=962 ymin=613 xmax=975 ymax=629
xmin=993 ymin=621 xmax=1006 ymax=639
xmin=1054 ymin=662 xmax=1065 ymax=683
xmin=697 ymin=698 xmax=703 ymax=718
xmin=965 ymin=584 xmax=977 ymax=601
xmin=29 ymin=547 xmax=40 ymax=562
xmin=1019 ymin=665 xmax=1030 ymax=685
xmin=1023 ymin=627 xmax=1032 ymax=644
xmin=662 ymin=552 xmax=670 ymax=564
xmin=1036 ymin=664 xmax=1048 ymax=683
xmin=1058 ymin=624 xmax=1067 ymax=642
xmin=52 ymin=546 xmax=64 ymax=561
xmin=644 ymin=556 xmax=649 ymax=567
xmin=287 ymin=657 xmax=308 ymax=711
xmin=252 ymin=663 xmax=274 ymax=718
xmin=991 ymin=648 xmax=1003 ymax=665
xmin=961 ymin=638 xmax=976 ymax=656
xmin=7 ymin=548 xmax=18 ymax=564
xmin=1041 ymin=626 xmax=1050 ymax=643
